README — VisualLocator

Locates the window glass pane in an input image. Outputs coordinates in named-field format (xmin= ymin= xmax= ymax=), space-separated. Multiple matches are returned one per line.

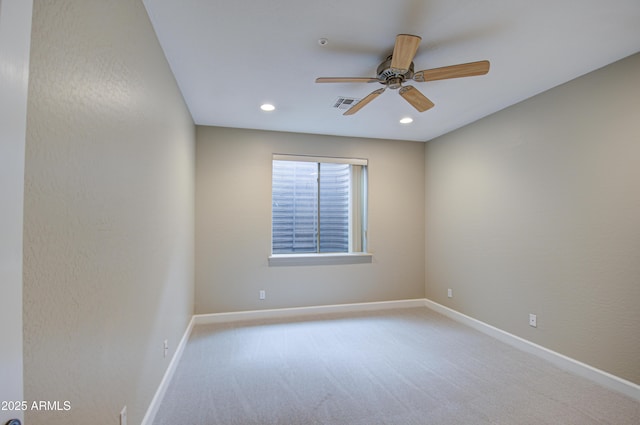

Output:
xmin=272 ymin=160 xmax=318 ymax=253
xmin=272 ymin=157 xmax=367 ymax=255
xmin=319 ymin=163 xmax=350 ymax=253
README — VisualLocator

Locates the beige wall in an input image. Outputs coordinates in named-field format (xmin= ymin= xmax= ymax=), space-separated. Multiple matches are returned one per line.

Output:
xmin=24 ymin=1 xmax=195 ymax=424
xmin=196 ymin=126 xmax=425 ymax=314
xmin=425 ymin=53 xmax=640 ymax=384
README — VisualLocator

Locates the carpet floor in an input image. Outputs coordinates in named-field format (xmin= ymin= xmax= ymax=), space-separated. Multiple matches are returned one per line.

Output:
xmin=153 ymin=307 xmax=639 ymax=424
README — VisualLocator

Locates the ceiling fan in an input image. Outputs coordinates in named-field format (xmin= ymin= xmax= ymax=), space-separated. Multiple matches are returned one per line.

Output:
xmin=316 ymin=34 xmax=490 ymax=115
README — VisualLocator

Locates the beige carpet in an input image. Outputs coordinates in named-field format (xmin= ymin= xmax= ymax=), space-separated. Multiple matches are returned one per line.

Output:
xmin=153 ymin=307 xmax=639 ymax=424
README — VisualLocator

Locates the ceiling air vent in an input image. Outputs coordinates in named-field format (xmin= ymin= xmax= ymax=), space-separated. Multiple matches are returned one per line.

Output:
xmin=333 ymin=97 xmax=360 ymax=110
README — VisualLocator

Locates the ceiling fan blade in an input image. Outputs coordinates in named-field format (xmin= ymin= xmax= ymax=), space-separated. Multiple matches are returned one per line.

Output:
xmin=343 ymin=88 xmax=385 ymax=116
xmin=390 ymin=34 xmax=421 ymax=73
xmin=316 ymin=77 xmax=380 ymax=83
xmin=413 ymin=60 xmax=490 ymax=82
xmin=398 ymin=85 xmax=434 ymax=112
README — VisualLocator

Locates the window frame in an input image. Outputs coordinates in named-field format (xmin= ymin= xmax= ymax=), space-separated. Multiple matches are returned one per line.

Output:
xmin=269 ymin=154 xmax=372 ymax=266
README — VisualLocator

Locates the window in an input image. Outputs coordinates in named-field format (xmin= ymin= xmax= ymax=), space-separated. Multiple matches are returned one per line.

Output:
xmin=270 ymin=154 xmax=370 ymax=265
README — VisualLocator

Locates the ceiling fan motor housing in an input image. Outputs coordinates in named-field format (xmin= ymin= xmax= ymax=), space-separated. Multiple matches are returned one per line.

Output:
xmin=377 ymin=55 xmax=414 ymax=89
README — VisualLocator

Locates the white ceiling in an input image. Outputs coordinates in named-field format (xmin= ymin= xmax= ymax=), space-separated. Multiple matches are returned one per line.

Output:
xmin=143 ymin=0 xmax=640 ymax=142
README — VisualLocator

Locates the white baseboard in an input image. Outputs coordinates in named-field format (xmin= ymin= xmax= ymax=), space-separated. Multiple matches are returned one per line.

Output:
xmin=193 ymin=299 xmax=425 ymax=325
xmin=423 ymin=298 xmax=640 ymax=401
xmin=141 ymin=316 xmax=195 ymax=425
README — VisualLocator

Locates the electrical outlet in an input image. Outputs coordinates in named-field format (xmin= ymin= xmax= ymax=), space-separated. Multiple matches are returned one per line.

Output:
xmin=120 ymin=406 xmax=127 ymax=425
xmin=529 ymin=314 xmax=537 ymax=328
xmin=447 ymin=288 xmax=453 ymax=298
xmin=259 ymin=290 xmax=266 ymax=300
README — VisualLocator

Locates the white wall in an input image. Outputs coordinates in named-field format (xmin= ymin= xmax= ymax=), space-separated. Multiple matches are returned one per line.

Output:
xmin=196 ymin=126 xmax=425 ymax=314
xmin=23 ymin=1 xmax=195 ymax=424
xmin=0 ymin=1 xmax=32 ymax=423
xmin=425 ymin=53 xmax=640 ymax=384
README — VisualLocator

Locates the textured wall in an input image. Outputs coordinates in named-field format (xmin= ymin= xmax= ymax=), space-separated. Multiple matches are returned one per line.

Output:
xmin=196 ymin=126 xmax=425 ymax=314
xmin=425 ymin=53 xmax=640 ymax=384
xmin=24 ymin=1 xmax=194 ymax=424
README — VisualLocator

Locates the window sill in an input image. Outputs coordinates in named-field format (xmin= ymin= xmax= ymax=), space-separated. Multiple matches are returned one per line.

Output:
xmin=268 ymin=253 xmax=373 ymax=267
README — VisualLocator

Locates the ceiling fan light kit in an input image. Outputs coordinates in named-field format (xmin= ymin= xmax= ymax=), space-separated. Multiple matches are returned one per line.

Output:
xmin=316 ymin=34 xmax=490 ymax=116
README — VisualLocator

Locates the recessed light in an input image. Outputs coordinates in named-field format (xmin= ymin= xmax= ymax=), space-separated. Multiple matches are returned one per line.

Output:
xmin=260 ymin=103 xmax=275 ymax=112
xmin=399 ymin=117 xmax=413 ymax=124
xmin=318 ymin=38 xmax=329 ymax=46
